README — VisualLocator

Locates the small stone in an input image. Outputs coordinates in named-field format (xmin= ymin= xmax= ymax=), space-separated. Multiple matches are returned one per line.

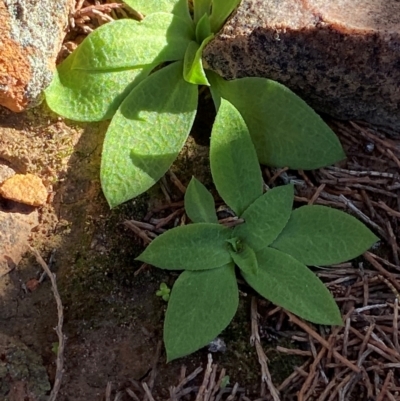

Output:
xmin=0 ymin=173 xmax=47 ymax=206
xmin=203 ymin=0 xmax=400 ymax=132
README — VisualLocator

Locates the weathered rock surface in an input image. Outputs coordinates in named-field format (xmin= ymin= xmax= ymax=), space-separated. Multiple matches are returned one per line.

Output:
xmin=203 ymin=0 xmax=400 ymax=131
xmin=0 ymin=203 xmax=38 ymax=277
xmin=0 ymin=0 xmax=74 ymax=112
xmin=0 ymin=333 xmax=50 ymax=401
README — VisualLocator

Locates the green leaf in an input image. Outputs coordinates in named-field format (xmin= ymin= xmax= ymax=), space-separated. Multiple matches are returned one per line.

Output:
xmin=185 ymin=177 xmax=218 ymax=223
xmin=194 ymin=0 xmax=212 ymax=24
xmin=210 ymin=99 xmax=263 ymax=215
xmin=183 ymin=37 xmax=213 ymax=85
xmin=123 ymin=0 xmax=191 ymax=21
xmin=165 ymin=264 xmax=238 ymax=361
xmin=101 ymin=61 xmax=197 ymax=207
xmin=45 ymin=51 xmax=152 ymax=121
xmin=209 ymin=0 xmax=241 ymax=32
xmin=195 ymin=12 xmax=211 ymax=42
xmin=136 ymin=223 xmax=233 ymax=270
xmin=233 ymin=185 xmax=294 ymax=251
xmin=208 ymin=72 xmax=345 ymax=170
xmin=271 ymin=205 xmax=379 ymax=266
xmin=242 ymin=247 xmax=342 ymax=325
xmin=229 ymin=241 xmax=258 ymax=275
xmin=72 ymin=14 xmax=194 ymax=71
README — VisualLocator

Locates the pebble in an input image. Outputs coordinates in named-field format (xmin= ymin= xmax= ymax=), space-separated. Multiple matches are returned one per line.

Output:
xmin=0 ymin=173 xmax=47 ymax=206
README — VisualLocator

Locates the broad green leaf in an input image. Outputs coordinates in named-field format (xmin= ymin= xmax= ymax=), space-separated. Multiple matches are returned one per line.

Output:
xmin=233 ymin=185 xmax=294 ymax=251
xmin=72 ymin=14 xmax=194 ymax=71
xmin=229 ymin=242 xmax=258 ymax=275
xmin=194 ymin=0 xmax=212 ymax=24
xmin=183 ymin=37 xmax=213 ymax=85
xmin=271 ymin=205 xmax=379 ymax=266
xmin=136 ymin=223 xmax=232 ymax=270
xmin=165 ymin=264 xmax=238 ymax=361
xmin=208 ymin=72 xmax=345 ymax=170
xmin=101 ymin=61 xmax=197 ymax=207
xmin=123 ymin=0 xmax=191 ymax=22
xmin=209 ymin=0 xmax=241 ymax=32
xmin=45 ymin=51 xmax=152 ymax=121
xmin=185 ymin=177 xmax=218 ymax=223
xmin=242 ymin=247 xmax=342 ymax=325
xmin=210 ymin=99 xmax=263 ymax=215
xmin=195 ymin=12 xmax=211 ymax=42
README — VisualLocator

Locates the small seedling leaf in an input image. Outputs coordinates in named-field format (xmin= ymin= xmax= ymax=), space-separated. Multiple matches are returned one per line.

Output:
xmin=123 ymin=0 xmax=191 ymax=21
xmin=101 ymin=61 xmax=197 ymax=207
xmin=233 ymin=185 xmax=294 ymax=251
xmin=208 ymin=72 xmax=345 ymax=170
xmin=165 ymin=264 xmax=238 ymax=361
xmin=271 ymin=205 xmax=379 ymax=266
xmin=45 ymin=52 xmax=152 ymax=121
xmin=209 ymin=0 xmax=241 ymax=32
xmin=229 ymin=242 xmax=258 ymax=275
xmin=194 ymin=0 xmax=212 ymax=24
xmin=242 ymin=247 xmax=342 ymax=325
xmin=136 ymin=223 xmax=232 ymax=270
xmin=185 ymin=177 xmax=218 ymax=223
xmin=183 ymin=38 xmax=213 ymax=85
xmin=72 ymin=14 xmax=194 ymax=71
xmin=195 ymin=12 xmax=212 ymax=42
xmin=210 ymin=99 xmax=263 ymax=216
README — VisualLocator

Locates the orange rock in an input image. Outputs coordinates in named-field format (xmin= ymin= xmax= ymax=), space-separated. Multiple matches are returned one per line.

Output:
xmin=0 ymin=173 xmax=47 ymax=206
xmin=0 ymin=0 xmax=74 ymax=111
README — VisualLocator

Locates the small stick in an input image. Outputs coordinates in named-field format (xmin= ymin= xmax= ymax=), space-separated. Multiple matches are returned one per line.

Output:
xmin=298 ymin=346 xmax=326 ymax=401
xmin=126 ymin=388 xmax=141 ymax=401
xmin=308 ymin=184 xmax=325 ymax=205
xmin=251 ymin=298 xmax=281 ymax=401
xmin=275 ymin=346 xmax=312 ymax=357
xmin=376 ymin=370 xmax=393 ymax=401
xmin=394 ymin=298 xmax=399 ymax=352
xmin=106 ymin=382 xmax=112 ymax=401
xmin=269 ymin=167 xmax=289 ymax=184
xmin=144 ymin=341 xmax=162 ymax=399
xmin=29 ymin=246 xmax=66 ymax=401
xmin=364 ymin=252 xmax=400 ymax=291
xmin=287 ymin=312 xmax=360 ymax=373
xmin=124 ymin=220 xmax=153 ymax=244
xmin=386 ymin=221 xmax=400 ymax=266
xmin=142 ymin=383 xmax=156 ymax=401
xmin=339 ymin=195 xmax=386 ymax=238
xmin=169 ymin=171 xmax=187 ymax=194
xmin=195 ymin=354 xmax=213 ymax=401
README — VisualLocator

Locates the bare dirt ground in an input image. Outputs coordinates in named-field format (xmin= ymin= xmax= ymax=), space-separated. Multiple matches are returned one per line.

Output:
xmin=1 ymin=1 xmax=400 ymax=400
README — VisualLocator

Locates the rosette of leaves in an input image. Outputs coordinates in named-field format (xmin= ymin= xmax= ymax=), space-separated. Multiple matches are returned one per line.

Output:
xmin=137 ymin=99 xmax=378 ymax=361
xmin=45 ymin=0 xmax=345 ymax=208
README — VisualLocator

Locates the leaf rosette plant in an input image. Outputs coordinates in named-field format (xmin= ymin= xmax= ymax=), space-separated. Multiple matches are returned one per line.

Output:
xmin=45 ymin=0 xmax=345 ymax=208
xmin=136 ymin=99 xmax=378 ymax=361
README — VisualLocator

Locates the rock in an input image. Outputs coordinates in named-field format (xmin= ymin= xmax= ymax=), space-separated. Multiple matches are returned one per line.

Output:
xmin=0 ymin=164 xmax=15 ymax=184
xmin=0 ymin=203 xmax=38 ymax=276
xmin=203 ymin=0 xmax=400 ymax=132
xmin=0 ymin=173 xmax=47 ymax=206
xmin=0 ymin=0 xmax=74 ymax=112
xmin=0 ymin=332 xmax=50 ymax=401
